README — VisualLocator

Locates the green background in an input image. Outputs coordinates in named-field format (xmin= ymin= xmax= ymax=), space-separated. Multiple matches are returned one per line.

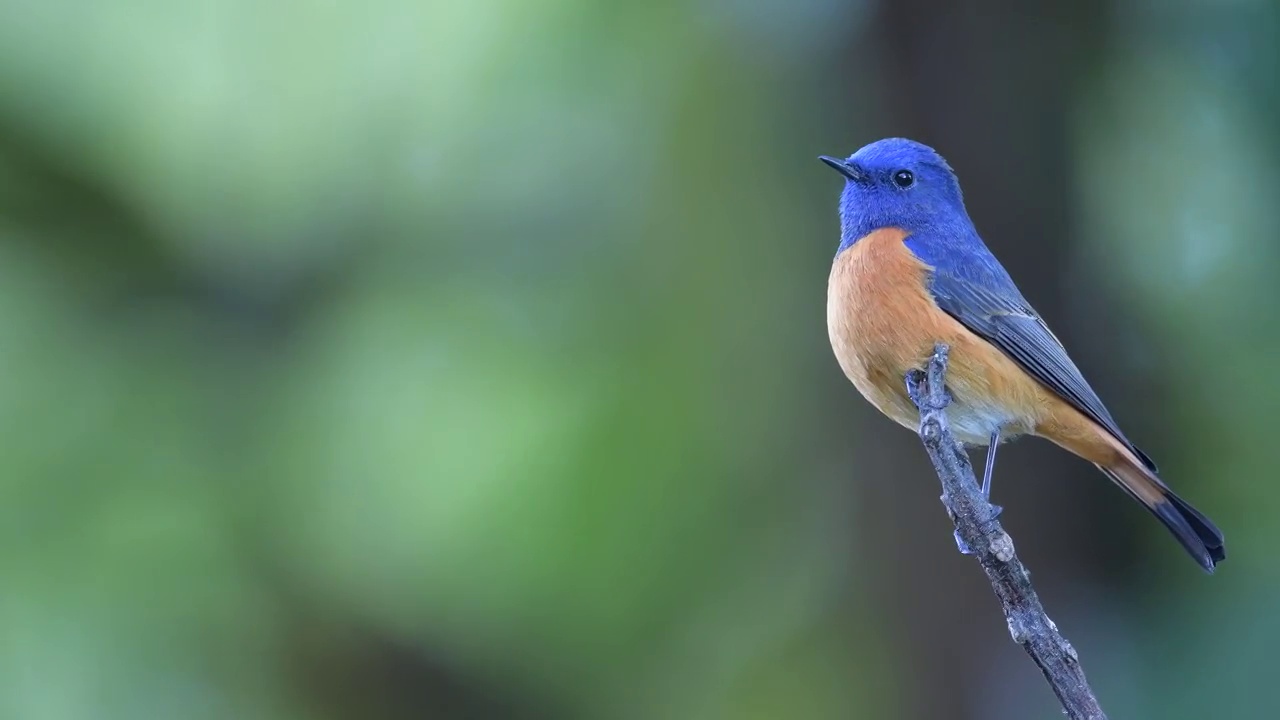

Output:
xmin=0 ymin=0 xmax=1274 ymax=718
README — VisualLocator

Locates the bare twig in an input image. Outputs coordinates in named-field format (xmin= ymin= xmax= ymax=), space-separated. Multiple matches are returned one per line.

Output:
xmin=911 ymin=343 xmax=1107 ymax=720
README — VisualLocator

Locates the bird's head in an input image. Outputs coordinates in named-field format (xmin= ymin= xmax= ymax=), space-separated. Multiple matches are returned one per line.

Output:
xmin=820 ymin=137 xmax=969 ymax=252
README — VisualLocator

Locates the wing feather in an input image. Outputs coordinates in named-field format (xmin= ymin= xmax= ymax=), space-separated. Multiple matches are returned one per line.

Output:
xmin=927 ymin=270 xmax=1157 ymax=473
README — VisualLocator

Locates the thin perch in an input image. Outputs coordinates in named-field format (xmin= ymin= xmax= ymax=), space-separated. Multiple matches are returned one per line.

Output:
xmin=911 ymin=343 xmax=1107 ymax=720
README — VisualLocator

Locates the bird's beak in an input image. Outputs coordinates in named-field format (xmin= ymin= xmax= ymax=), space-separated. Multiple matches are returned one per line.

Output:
xmin=819 ymin=155 xmax=865 ymax=182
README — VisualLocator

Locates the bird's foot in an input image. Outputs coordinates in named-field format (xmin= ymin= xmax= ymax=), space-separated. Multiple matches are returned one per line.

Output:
xmin=952 ymin=504 xmax=1003 ymax=555
xmin=905 ymin=369 xmax=925 ymax=408
xmin=905 ymin=368 xmax=951 ymax=410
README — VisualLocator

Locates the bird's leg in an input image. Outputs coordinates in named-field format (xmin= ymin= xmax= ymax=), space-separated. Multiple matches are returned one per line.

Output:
xmin=981 ymin=430 xmax=999 ymax=498
xmin=953 ymin=430 xmax=1004 ymax=556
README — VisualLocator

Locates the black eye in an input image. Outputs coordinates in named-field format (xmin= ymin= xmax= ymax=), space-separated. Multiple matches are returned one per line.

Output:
xmin=892 ymin=169 xmax=915 ymax=188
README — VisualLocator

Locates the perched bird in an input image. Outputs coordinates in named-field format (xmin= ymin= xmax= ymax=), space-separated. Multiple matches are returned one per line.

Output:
xmin=819 ymin=138 xmax=1225 ymax=572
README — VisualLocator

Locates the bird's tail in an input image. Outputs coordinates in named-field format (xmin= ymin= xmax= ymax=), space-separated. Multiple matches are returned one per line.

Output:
xmin=1097 ymin=460 xmax=1225 ymax=573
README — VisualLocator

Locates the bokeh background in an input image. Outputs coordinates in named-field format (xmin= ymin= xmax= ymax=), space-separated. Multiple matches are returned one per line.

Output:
xmin=0 ymin=0 xmax=1275 ymax=718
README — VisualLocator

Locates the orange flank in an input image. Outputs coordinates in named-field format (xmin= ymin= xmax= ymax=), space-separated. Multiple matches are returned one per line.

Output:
xmin=825 ymin=226 xmax=1138 ymax=474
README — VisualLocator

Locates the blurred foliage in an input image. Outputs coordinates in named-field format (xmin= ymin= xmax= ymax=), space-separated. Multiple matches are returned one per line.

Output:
xmin=0 ymin=0 xmax=1275 ymax=719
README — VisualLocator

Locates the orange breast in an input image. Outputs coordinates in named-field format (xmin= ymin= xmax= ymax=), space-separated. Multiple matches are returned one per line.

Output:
xmin=826 ymin=228 xmax=1051 ymax=445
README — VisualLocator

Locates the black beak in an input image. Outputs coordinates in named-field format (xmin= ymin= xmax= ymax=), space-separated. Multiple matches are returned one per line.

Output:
xmin=819 ymin=155 xmax=864 ymax=182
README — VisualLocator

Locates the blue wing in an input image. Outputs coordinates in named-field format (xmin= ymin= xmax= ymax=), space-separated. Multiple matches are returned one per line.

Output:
xmin=905 ymin=233 xmax=1157 ymax=472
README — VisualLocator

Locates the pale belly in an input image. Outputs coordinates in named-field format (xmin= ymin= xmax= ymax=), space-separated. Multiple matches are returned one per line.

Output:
xmin=836 ymin=347 xmax=1030 ymax=446
xmin=930 ymin=391 xmax=1019 ymax=445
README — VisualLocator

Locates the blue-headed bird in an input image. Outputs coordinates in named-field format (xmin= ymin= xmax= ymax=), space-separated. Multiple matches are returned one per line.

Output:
xmin=820 ymin=138 xmax=1224 ymax=572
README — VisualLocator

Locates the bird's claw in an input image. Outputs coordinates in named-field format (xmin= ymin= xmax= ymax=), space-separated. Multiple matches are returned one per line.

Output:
xmin=905 ymin=369 xmax=926 ymax=408
xmin=952 ymin=504 xmax=1002 ymax=556
xmin=905 ymin=368 xmax=951 ymax=410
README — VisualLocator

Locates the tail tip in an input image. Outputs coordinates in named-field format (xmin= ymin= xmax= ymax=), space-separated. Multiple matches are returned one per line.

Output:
xmin=1156 ymin=495 xmax=1225 ymax=574
xmin=1202 ymin=539 xmax=1227 ymax=574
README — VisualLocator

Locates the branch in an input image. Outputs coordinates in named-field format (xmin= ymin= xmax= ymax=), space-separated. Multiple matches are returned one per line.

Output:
xmin=911 ymin=343 xmax=1107 ymax=720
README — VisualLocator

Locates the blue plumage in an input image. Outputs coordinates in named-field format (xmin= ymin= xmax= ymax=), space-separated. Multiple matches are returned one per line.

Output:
xmin=829 ymin=138 xmax=1021 ymax=295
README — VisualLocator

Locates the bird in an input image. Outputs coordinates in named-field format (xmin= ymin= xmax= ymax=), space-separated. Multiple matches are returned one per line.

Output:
xmin=819 ymin=137 xmax=1225 ymax=572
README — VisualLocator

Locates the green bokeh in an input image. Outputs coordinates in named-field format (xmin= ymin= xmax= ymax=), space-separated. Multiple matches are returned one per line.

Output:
xmin=0 ymin=0 xmax=1273 ymax=718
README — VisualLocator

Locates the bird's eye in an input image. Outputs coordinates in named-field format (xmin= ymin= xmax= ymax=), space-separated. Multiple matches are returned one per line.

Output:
xmin=892 ymin=169 xmax=915 ymax=188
